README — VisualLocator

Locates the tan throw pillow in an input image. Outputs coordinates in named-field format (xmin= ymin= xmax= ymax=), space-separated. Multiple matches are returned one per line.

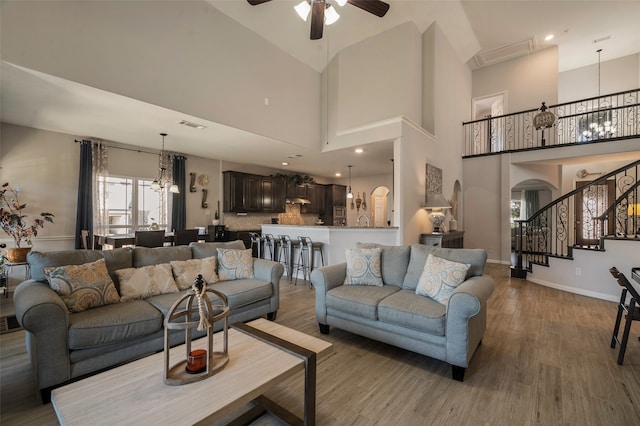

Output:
xmin=344 ymin=248 xmax=383 ymax=286
xmin=170 ymin=257 xmax=219 ymax=290
xmin=416 ymin=254 xmax=470 ymax=305
xmin=116 ymin=263 xmax=179 ymax=302
xmin=216 ymin=248 xmax=254 ymax=281
xmin=45 ymin=258 xmax=120 ymax=313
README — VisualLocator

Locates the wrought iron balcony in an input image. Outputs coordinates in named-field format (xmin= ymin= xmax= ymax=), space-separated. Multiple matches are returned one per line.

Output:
xmin=463 ymin=89 xmax=640 ymax=157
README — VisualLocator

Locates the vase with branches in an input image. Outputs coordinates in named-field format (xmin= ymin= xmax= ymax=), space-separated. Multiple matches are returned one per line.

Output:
xmin=0 ymin=183 xmax=55 ymax=248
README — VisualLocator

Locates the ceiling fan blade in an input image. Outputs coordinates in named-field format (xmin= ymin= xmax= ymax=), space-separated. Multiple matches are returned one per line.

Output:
xmin=310 ymin=1 xmax=325 ymax=40
xmin=348 ymin=0 xmax=390 ymax=17
xmin=247 ymin=0 xmax=272 ymax=5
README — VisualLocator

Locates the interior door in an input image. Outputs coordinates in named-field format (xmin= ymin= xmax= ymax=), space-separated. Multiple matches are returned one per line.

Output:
xmin=575 ymin=180 xmax=615 ymax=246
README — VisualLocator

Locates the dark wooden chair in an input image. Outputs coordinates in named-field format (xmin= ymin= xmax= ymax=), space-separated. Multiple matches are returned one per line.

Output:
xmin=134 ymin=230 xmax=165 ymax=248
xmin=173 ymin=229 xmax=199 ymax=246
xmin=609 ymin=267 xmax=640 ymax=365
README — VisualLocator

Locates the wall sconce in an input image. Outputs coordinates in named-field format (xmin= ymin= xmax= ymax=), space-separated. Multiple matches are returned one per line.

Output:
xmin=355 ymin=192 xmax=362 ymax=213
xmin=422 ymin=194 xmax=452 ymax=233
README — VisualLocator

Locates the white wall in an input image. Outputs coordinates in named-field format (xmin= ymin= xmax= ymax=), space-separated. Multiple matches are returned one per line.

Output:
xmin=1 ymin=0 xmax=321 ymax=150
xmin=472 ymin=47 xmax=559 ymax=113
xmin=558 ymin=53 xmax=640 ymax=102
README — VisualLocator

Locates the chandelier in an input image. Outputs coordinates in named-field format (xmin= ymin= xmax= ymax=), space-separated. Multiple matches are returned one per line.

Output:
xmin=151 ymin=133 xmax=179 ymax=194
xmin=295 ymin=0 xmax=345 ymax=26
xmin=581 ymin=49 xmax=616 ymax=141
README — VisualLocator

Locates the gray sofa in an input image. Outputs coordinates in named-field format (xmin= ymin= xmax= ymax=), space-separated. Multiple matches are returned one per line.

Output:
xmin=311 ymin=243 xmax=495 ymax=381
xmin=13 ymin=240 xmax=283 ymax=401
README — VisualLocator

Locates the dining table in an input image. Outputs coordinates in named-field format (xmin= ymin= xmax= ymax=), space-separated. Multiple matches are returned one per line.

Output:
xmin=93 ymin=232 xmax=175 ymax=249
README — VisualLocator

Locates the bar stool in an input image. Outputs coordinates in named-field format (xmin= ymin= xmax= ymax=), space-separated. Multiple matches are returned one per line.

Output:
xmin=262 ymin=234 xmax=277 ymax=261
xmin=609 ymin=267 xmax=640 ymax=365
xmin=249 ymin=232 xmax=264 ymax=258
xmin=277 ymin=235 xmax=299 ymax=282
xmin=294 ymin=236 xmax=325 ymax=286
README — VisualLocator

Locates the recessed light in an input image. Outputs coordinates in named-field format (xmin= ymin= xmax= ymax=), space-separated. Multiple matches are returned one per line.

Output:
xmin=355 ymin=148 xmax=364 ymax=153
xmin=282 ymin=162 xmax=289 ymax=166
xmin=335 ymin=172 xmax=341 ymax=177
xmin=544 ymin=34 xmax=554 ymax=41
xmin=287 ymin=154 xmax=303 ymax=159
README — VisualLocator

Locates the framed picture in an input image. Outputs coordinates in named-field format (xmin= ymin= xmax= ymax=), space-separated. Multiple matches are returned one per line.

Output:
xmin=425 ymin=163 xmax=443 ymax=203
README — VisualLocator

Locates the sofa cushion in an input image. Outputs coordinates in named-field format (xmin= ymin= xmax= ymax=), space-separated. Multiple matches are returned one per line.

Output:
xmin=344 ymin=248 xmax=383 ymax=286
xmin=416 ymin=254 xmax=470 ymax=305
xmin=378 ymin=289 xmax=446 ymax=335
xmin=357 ymin=243 xmax=410 ymax=287
xmin=29 ymin=249 xmax=103 ymax=282
xmin=44 ymin=258 xmax=120 ymax=313
xmin=326 ymin=285 xmax=400 ymax=321
xmin=68 ymin=300 xmax=163 ymax=349
xmin=209 ymin=279 xmax=272 ymax=309
xmin=132 ymin=246 xmax=192 ymax=268
xmin=190 ymin=240 xmax=246 ymax=259
xmin=170 ymin=257 xmax=219 ymax=290
xmin=403 ymin=245 xmax=486 ymax=290
xmin=217 ymin=248 xmax=254 ymax=281
xmin=116 ymin=263 xmax=179 ymax=302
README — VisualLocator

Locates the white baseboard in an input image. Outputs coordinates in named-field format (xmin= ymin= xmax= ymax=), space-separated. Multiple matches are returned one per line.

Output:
xmin=527 ymin=276 xmax=619 ymax=302
xmin=487 ymin=258 xmax=511 ymax=265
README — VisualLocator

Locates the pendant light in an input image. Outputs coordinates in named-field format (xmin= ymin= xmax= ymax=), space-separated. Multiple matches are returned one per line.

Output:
xmin=582 ymin=49 xmax=616 ymax=140
xmin=347 ymin=165 xmax=354 ymax=199
xmin=151 ymin=133 xmax=180 ymax=194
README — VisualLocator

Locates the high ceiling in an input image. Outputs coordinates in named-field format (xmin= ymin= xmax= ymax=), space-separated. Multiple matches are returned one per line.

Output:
xmin=2 ymin=1 xmax=639 ymax=178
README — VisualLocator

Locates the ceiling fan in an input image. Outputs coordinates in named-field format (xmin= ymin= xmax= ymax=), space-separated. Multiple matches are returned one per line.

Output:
xmin=247 ymin=0 xmax=390 ymax=40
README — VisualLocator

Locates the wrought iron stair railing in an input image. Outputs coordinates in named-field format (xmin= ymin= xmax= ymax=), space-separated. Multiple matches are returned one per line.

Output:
xmin=512 ymin=159 xmax=640 ymax=277
xmin=464 ymin=88 xmax=640 ymax=157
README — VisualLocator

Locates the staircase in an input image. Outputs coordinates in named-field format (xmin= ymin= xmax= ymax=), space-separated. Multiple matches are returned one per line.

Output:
xmin=512 ymin=159 xmax=640 ymax=278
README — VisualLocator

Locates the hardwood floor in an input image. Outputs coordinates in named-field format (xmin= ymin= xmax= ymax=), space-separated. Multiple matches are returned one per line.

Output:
xmin=1 ymin=264 xmax=639 ymax=425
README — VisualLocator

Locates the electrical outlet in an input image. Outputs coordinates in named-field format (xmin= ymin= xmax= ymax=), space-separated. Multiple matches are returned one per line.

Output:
xmin=575 ymin=267 xmax=582 ymax=276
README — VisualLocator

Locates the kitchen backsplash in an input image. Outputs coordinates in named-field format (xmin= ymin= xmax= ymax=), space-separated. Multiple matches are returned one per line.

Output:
xmin=217 ymin=205 xmax=318 ymax=230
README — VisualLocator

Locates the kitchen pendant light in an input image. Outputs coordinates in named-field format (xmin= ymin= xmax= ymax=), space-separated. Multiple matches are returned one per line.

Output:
xmin=151 ymin=133 xmax=179 ymax=194
xmin=347 ymin=165 xmax=354 ymax=199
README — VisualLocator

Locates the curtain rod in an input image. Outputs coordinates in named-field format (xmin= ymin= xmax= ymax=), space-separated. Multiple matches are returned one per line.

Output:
xmin=74 ymin=139 xmax=185 ymax=158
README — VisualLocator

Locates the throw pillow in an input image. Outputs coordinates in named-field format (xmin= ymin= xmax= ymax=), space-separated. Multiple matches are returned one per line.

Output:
xmin=170 ymin=257 xmax=219 ymax=290
xmin=45 ymin=258 xmax=120 ymax=313
xmin=416 ymin=254 xmax=470 ymax=305
xmin=344 ymin=248 xmax=383 ymax=286
xmin=116 ymin=263 xmax=179 ymax=302
xmin=216 ymin=248 xmax=254 ymax=281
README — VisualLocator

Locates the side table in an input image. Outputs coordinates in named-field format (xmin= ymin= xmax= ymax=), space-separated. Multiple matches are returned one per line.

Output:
xmin=2 ymin=261 xmax=31 ymax=297
xmin=420 ymin=231 xmax=465 ymax=248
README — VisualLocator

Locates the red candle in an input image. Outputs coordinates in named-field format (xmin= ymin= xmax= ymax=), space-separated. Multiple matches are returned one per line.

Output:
xmin=187 ymin=349 xmax=207 ymax=372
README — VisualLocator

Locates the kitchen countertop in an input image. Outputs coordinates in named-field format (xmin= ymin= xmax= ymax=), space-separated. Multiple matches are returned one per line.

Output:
xmin=266 ymin=224 xmax=398 ymax=229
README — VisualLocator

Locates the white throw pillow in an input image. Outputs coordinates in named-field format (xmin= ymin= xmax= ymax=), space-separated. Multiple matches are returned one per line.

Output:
xmin=416 ymin=254 xmax=470 ymax=304
xmin=116 ymin=263 xmax=179 ymax=302
xmin=344 ymin=248 xmax=383 ymax=286
xmin=216 ymin=248 xmax=254 ymax=281
xmin=170 ymin=257 xmax=219 ymax=290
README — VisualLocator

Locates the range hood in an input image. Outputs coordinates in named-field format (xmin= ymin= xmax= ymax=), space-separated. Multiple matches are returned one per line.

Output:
xmin=286 ymin=197 xmax=311 ymax=205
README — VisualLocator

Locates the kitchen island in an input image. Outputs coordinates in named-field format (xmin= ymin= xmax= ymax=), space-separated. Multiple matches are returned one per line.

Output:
xmin=260 ymin=225 xmax=400 ymax=270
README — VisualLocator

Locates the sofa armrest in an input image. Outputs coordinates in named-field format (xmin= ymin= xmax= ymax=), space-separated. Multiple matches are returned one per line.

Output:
xmin=445 ymin=275 xmax=495 ymax=367
xmin=252 ymin=258 xmax=284 ymax=313
xmin=311 ymin=263 xmax=347 ymax=324
xmin=13 ymin=280 xmax=72 ymax=390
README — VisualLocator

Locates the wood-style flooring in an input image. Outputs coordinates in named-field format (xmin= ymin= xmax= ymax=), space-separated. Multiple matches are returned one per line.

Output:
xmin=1 ymin=264 xmax=639 ymax=425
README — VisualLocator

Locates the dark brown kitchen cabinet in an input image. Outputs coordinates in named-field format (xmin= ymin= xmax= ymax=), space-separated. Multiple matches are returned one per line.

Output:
xmin=323 ymin=184 xmax=347 ymax=224
xmin=286 ymin=182 xmax=308 ymax=199
xmin=223 ymin=171 xmax=285 ymax=213
xmin=303 ymin=184 xmax=325 ymax=215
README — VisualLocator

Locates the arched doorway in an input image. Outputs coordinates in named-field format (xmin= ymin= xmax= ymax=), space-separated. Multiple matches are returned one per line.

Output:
xmin=370 ymin=186 xmax=391 ymax=227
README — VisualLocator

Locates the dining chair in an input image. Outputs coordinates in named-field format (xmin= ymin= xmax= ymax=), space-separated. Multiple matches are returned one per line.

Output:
xmin=134 ymin=230 xmax=165 ymax=248
xmin=173 ymin=229 xmax=199 ymax=246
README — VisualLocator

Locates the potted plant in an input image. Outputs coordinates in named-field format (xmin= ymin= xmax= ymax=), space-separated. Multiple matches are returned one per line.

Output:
xmin=212 ymin=209 xmax=220 ymax=226
xmin=0 ymin=182 xmax=55 ymax=263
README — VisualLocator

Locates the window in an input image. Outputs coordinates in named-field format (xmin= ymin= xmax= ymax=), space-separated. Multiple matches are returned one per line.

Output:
xmin=510 ymin=200 xmax=522 ymax=225
xmin=104 ymin=176 xmax=168 ymax=234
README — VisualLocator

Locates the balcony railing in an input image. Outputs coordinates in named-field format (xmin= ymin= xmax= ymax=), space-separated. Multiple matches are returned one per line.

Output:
xmin=512 ymin=159 xmax=640 ymax=276
xmin=463 ymin=89 xmax=640 ymax=157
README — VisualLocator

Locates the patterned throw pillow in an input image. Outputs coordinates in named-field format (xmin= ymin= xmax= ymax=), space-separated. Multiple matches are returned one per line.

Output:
xmin=45 ymin=258 xmax=120 ymax=313
xmin=116 ymin=263 xmax=179 ymax=302
xmin=416 ymin=254 xmax=470 ymax=305
xmin=170 ymin=257 xmax=219 ymax=290
xmin=344 ymin=248 xmax=383 ymax=286
xmin=216 ymin=248 xmax=254 ymax=281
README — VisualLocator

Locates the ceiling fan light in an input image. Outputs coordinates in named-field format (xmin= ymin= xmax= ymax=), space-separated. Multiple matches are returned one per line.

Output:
xmin=324 ymin=5 xmax=340 ymax=25
xmin=336 ymin=0 xmax=348 ymax=6
xmin=294 ymin=1 xmax=311 ymax=21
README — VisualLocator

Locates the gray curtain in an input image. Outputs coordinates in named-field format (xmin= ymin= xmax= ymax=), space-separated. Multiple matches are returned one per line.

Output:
xmin=525 ymin=190 xmax=539 ymax=219
xmin=74 ymin=140 xmax=93 ymax=249
xmin=171 ymin=155 xmax=187 ymax=230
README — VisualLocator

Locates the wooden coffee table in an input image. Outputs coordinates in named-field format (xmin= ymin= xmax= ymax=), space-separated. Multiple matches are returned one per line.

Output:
xmin=51 ymin=319 xmax=332 ymax=426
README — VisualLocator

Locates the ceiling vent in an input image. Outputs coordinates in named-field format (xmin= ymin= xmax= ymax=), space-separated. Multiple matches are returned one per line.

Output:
xmin=471 ymin=37 xmax=536 ymax=69
xmin=179 ymin=120 xmax=206 ymax=129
